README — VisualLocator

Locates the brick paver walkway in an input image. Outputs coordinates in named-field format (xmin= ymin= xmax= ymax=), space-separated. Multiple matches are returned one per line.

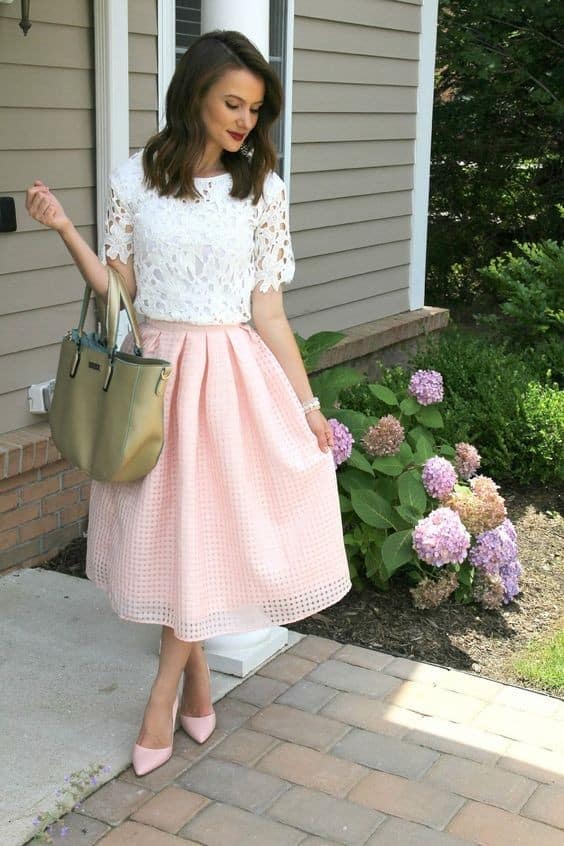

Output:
xmin=42 ymin=636 xmax=564 ymax=846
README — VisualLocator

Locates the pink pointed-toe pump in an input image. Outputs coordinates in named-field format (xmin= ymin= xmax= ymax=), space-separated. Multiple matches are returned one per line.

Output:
xmin=180 ymin=664 xmax=216 ymax=744
xmin=132 ymin=696 xmax=178 ymax=776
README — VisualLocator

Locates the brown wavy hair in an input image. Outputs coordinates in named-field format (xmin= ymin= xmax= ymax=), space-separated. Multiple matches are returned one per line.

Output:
xmin=141 ymin=30 xmax=283 ymax=205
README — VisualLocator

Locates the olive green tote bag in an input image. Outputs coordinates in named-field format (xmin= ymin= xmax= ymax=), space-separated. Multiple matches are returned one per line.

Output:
xmin=49 ymin=267 xmax=172 ymax=482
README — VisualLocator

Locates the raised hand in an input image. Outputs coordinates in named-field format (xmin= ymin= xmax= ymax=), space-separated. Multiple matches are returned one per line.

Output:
xmin=25 ymin=180 xmax=70 ymax=232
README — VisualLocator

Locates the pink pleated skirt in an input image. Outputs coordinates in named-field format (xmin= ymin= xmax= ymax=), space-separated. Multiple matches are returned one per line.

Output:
xmin=85 ymin=316 xmax=352 ymax=641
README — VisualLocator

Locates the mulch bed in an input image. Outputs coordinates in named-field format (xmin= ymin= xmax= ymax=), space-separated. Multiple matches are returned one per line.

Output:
xmin=38 ymin=481 xmax=563 ymax=698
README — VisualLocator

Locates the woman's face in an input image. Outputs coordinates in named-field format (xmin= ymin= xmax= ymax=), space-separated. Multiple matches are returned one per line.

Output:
xmin=199 ymin=67 xmax=265 ymax=157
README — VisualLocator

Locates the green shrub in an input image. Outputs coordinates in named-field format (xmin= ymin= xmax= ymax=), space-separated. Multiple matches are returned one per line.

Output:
xmin=516 ymin=381 xmax=564 ymax=483
xmin=476 ymin=230 xmax=564 ymax=384
xmin=407 ymin=326 xmax=563 ymax=484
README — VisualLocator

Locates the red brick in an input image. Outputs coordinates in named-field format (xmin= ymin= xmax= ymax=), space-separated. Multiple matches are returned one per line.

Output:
xmin=0 ymin=539 xmax=41 ymax=570
xmin=0 ymin=469 xmax=39 ymax=493
xmin=21 ymin=443 xmax=37 ymax=473
xmin=0 ymin=491 xmax=19 ymax=513
xmin=0 ymin=529 xmax=18 ymax=552
xmin=43 ymin=488 xmax=79 ymax=514
xmin=42 ymin=522 xmax=85 ymax=555
xmin=0 ymin=502 xmax=40 ymax=532
xmin=45 ymin=441 xmax=62 ymax=463
xmin=60 ymin=500 xmax=89 ymax=525
xmin=39 ymin=458 xmax=71 ymax=480
xmin=21 ymin=475 xmax=60 ymax=504
xmin=5 ymin=448 xmax=22 ymax=477
xmin=19 ymin=514 xmax=59 ymax=543
xmin=62 ymin=467 xmax=89 ymax=488
xmin=34 ymin=440 xmax=49 ymax=466
xmin=80 ymin=481 xmax=92 ymax=501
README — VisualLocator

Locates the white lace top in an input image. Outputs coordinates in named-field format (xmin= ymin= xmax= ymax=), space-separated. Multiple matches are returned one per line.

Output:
xmin=100 ymin=150 xmax=295 ymax=324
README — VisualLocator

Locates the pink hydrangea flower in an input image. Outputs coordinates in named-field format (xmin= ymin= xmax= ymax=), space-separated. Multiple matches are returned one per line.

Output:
xmin=408 ymin=370 xmax=444 ymax=405
xmin=422 ymin=456 xmax=457 ymax=500
xmin=412 ymin=507 xmax=471 ymax=567
xmin=361 ymin=415 xmax=405 ymax=456
xmin=454 ymin=442 xmax=481 ymax=479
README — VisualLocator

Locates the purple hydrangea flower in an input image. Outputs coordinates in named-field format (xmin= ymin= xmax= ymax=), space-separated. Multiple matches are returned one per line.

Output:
xmin=468 ymin=518 xmax=521 ymax=603
xmin=412 ymin=507 xmax=471 ymax=567
xmin=328 ymin=418 xmax=354 ymax=468
xmin=499 ymin=556 xmax=522 ymax=603
xmin=408 ymin=369 xmax=444 ymax=405
xmin=468 ymin=518 xmax=518 ymax=576
xmin=422 ymin=456 xmax=457 ymax=500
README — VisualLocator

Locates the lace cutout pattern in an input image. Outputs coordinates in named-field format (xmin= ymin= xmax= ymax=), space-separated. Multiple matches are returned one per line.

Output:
xmin=99 ymin=151 xmax=295 ymax=323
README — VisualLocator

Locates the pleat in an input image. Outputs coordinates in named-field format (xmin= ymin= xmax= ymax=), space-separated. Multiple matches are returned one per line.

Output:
xmin=85 ymin=321 xmax=352 ymax=640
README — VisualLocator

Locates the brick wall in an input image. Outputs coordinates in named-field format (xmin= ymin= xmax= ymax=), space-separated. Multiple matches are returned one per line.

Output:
xmin=0 ymin=423 xmax=90 ymax=573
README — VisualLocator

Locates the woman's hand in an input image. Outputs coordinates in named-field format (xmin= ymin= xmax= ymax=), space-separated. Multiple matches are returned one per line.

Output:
xmin=305 ymin=408 xmax=334 ymax=453
xmin=25 ymin=180 xmax=70 ymax=232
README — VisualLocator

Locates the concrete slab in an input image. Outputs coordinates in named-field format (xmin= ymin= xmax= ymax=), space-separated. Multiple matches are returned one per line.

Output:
xmin=0 ymin=568 xmax=300 ymax=846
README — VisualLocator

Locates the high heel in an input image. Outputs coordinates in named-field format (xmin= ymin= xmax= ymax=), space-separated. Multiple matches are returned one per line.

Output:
xmin=180 ymin=663 xmax=216 ymax=744
xmin=132 ymin=696 xmax=178 ymax=776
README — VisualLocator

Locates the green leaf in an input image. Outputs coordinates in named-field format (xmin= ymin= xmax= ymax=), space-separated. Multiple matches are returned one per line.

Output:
xmin=400 ymin=397 xmax=420 ymax=415
xmin=398 ymin=470 xmax=427 ymax=512
xmin=339 ymin=493 xmax=354 ymax=513
xmin=381 ymin=530 xmax=414 ymax=576
xmin=394 ymin=504 xmax=422 ymax=525
xmin=398 ymin=440 xmax=414 ymax=465
xmin=309 ymin=366 xmax=365 ymax=409
xmin=329 ymin=409 xmax=376 ymax=443
xmin=416 ymin=406 xmax=444 ymax=429
xmin=337 ymin=467 xmax=374 ymax=494
xmin=407 ymin=425 xmax=435 ymax=448
xmin=413 ymin=434 xmax=436 ymax=463
xmin=367 ymin=384 xmax=399 ymax=406
xmin=346 ymin=447 xmax=375 ymax=475
xmin=373 ymin=477 xmax=397 ymax=502
xmin=437 ymin=444 xmax=457 ymax=458
xmin=372 ymin=454 xmax=404 ymax=476
xmin=350 ymin=488 xmax=396 ymax=529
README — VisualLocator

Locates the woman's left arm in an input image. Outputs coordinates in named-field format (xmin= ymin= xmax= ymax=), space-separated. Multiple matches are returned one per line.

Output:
xmin=251 ymin=291 xmax=334 ymax=452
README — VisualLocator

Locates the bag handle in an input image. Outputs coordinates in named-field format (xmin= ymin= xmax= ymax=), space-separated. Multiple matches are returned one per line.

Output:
xmin=104 ymin=267 xmax=144 ymax=355
xmin=76 ymin=267 xmax=144 ymax=356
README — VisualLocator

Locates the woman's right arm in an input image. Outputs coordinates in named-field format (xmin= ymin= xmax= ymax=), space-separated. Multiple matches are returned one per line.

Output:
xmin=25 ymin=179 xmax=136 ymax=302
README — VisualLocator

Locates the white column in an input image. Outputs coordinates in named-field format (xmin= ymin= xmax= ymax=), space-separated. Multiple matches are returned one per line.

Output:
xmin=158 ymin=0 xmax=176 ymax=130
xmin=94 ymin=0 xmax=130 ymax=345
xmin=201 ymin=0 xmax=269 ymax=59
xmin=198 ymin=0 xmax=289 ymax=676
xmin=94 ymin=0 xmax=129 ymax=255
xmin=408 ymin=0 xmax=439 ymax=311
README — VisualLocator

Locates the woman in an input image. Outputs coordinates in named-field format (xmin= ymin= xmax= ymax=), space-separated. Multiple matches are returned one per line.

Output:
xmin=26 ymin=30 xmax=352 ymax=776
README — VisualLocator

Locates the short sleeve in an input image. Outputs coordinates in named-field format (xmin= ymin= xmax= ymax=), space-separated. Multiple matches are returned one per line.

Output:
xmin=252 ymin=171 xmax=295 ymax=293
xmin=99 ymin=166 xmax=135 ymax=265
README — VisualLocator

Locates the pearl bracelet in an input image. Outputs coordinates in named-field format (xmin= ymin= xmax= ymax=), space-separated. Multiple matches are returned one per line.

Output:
xmin=302 ymin=396 xmax=320 ymax=415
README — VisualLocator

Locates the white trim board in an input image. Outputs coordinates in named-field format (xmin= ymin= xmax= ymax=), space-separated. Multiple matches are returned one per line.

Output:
xmin=408 ymin=0 xmax=439 ymax=310
xmin=158 ymin=0 xmax=176 ymax=130
xmin=94 ymin=0 xmax=129 ymax=256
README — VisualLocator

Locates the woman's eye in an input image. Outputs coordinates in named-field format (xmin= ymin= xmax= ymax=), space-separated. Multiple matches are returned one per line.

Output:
xmin=226 ymin=103 xmax=260 ymax=114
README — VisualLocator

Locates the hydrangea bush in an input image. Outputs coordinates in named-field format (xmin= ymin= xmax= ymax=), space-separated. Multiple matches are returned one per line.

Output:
xmin=300 ymin=332 xmax=522 ymax=611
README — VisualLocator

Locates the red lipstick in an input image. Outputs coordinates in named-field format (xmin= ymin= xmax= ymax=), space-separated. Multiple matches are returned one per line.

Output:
xmin=228 ymin=131 xmax=245 ymax=141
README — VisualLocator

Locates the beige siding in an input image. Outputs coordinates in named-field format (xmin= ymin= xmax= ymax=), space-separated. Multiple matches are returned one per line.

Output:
xmin=129 ymin=0 xmax=158 ymax=153
xmin=288 ymin=0 xmax=420 ymax=335
xmin=0 ymin=0 xmax=95 ymax=434
xmin=0 ymin=0 xmax=159 ymax=434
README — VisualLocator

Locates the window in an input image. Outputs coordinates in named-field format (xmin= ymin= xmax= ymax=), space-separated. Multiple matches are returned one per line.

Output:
xmin=174 ymin=1 xmax=288 ymax=179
